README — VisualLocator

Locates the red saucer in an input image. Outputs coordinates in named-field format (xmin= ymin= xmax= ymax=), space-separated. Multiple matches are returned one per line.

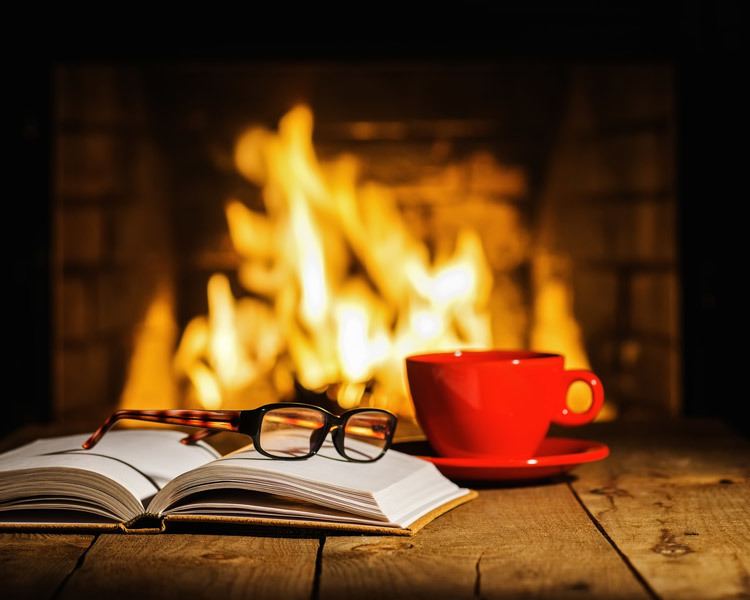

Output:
xmin=400 ymin=437 xmax=609 ymax=482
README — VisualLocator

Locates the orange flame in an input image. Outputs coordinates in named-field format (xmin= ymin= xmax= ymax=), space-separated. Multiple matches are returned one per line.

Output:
xmin=172 ymin=105 xmax=499 ymax=414
xmin=164 ymin=104 xmax=605 ymax=418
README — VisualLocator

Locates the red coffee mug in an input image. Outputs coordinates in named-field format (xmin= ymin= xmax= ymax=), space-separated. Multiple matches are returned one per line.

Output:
xmin=405 ymin=350 xmax=604 ymax=459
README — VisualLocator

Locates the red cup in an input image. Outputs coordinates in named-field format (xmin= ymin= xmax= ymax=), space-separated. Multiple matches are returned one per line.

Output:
xmin=405 ymin=350 xmax=604 ymax=459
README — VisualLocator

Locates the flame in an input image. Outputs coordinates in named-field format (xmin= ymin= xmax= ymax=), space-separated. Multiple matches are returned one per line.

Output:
xmin=163 ymin=104 xmax=600 ymax=417
xmin=119 ymin=284 xmax=178 ymax=410
xmin=171 ymin=105 xmax=499 ymax=414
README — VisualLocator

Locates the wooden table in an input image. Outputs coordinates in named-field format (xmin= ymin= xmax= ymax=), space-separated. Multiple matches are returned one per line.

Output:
xmin=1 ymin=420 xmax=748 ymax=599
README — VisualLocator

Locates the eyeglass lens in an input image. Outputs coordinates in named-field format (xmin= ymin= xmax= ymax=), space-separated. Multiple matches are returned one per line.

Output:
xmin=342 ymin=411 xmax=394 ymax=461
xmin=258 ymin=406 xmax=394 ymax=461
xmin=259 ymin=406 xmax=327 ymax=458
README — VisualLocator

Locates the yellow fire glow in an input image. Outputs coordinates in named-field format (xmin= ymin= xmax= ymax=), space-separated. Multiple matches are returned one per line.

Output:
xmin=173 ymin=105 xmax=497 ymax=414
xmin=168 ymin=104 xmax=601 ymax=418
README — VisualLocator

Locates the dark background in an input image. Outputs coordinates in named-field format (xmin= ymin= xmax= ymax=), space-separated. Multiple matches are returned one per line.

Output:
xmin=7 ymin=1 xmax=746 ymax=436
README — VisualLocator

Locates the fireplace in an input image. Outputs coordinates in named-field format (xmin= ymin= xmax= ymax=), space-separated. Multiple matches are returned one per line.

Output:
xmin=24 ymin=3 xmax=749 ymax=436
xmin=44 ymin=60 xmax=680 ymax=425
xmin=3 ymin=9 xmax=747 ymax=600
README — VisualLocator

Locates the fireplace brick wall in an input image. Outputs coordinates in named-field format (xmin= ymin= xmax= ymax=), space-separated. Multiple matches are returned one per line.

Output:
xmin=540 ymin=65 xmax=679 ymax=416
xmin=53 ymin=63 xmax=678 ymax=419
xmin=54 ymin=66 xmax=172 ymax=417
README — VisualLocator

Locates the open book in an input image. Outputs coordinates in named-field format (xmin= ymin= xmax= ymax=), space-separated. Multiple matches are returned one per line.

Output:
xmin=0 ymin=430 xmax=474 ymax=535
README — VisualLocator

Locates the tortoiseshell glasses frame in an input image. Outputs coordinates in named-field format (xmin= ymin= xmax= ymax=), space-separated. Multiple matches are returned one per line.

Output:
xmin=82 ymin=403 xmax=398 ymax=462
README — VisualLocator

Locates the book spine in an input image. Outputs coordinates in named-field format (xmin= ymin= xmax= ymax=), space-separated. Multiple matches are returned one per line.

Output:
xmin=120 ymin=514 xmax=166 ymax=534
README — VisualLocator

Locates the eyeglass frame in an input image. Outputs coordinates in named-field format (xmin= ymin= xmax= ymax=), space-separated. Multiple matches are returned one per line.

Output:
xmin=81 ymin=402 xmax=398 ymax=463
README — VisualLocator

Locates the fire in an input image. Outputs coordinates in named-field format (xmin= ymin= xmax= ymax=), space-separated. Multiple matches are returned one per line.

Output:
xmin=128 ymin=104 xmax=606 ymax=419
xmin=119 ymin=284 xmax=178 ymax=411
xmin=171 ymin=105 xmax=497 ymax=415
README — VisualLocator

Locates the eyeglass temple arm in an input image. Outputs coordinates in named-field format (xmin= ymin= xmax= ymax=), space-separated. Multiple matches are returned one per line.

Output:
xmin=82 ymin=409 xmax=242 ymax=449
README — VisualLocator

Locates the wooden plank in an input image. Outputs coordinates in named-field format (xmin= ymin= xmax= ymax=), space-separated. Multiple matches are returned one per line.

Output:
xmin=571 ymin=421 xmax=750 ymax=600
xmin=59 ymin=533 xmax=319 ymax=600
xmin=0 ymin=533 xmax=94 ymax=600
xmin=320 ymin=484 xmax=649 ymax=599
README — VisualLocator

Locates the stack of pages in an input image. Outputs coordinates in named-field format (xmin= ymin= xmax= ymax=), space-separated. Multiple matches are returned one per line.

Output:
xmin=0 ymin=430 xmax=474 ymax=535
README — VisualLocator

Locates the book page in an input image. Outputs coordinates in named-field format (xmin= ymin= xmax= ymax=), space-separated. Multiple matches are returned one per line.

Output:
xmin=215 ymin=435 xmax=437 ymax=494
xmin=166 ymin=490 xmax=395 ymax=526
xmin=153 ymin=431 xmax=468 ymax=527
xmin=0 ymin=431 xmax=220 ymax=520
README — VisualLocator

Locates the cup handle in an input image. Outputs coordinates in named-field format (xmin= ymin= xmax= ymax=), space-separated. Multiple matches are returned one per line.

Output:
xmin=552 ymin=370 xmax=605 ymax=426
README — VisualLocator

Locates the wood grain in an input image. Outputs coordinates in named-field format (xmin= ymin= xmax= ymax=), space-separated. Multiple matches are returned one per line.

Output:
xmin=2 ymin=420 xmax=748 ymax=599
xmin=59 ymin=534 xmax=319 ymax=600
xmin=320 ymin=484 xmax=650 ymax=599
xmin=571 ymin=422 xmax=750 ymax=600
xmin=0 ymin=533 xmax=94 ymax=600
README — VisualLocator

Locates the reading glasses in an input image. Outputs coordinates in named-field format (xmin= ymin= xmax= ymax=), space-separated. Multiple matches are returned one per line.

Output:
xmin=82 ymin=403 xmax=398 ymax=462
